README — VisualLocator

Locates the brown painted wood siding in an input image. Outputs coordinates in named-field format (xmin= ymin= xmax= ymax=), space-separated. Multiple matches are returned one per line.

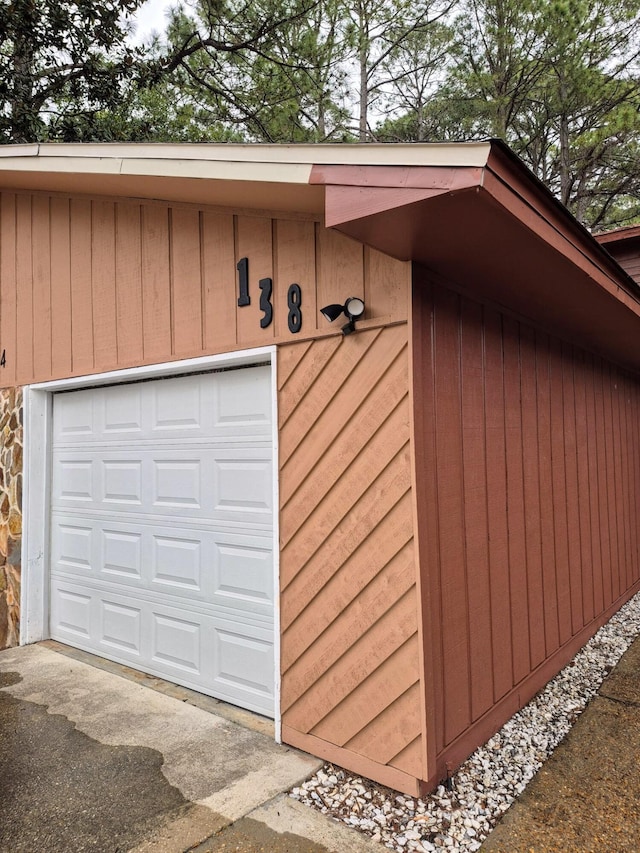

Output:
xmin=279 ymin=324 xmax=424 ymax=794
xmin=0 ymin=192 xmax=409 ymax=387
xmin=413 ymin=269 xmax=640 ymax=781
xmin=605 ymin=245 xmax=640 ymax=286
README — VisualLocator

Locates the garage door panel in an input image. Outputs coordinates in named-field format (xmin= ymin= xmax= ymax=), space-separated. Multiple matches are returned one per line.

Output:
xmin=52 ymin=515 xmax=273 ymax=615
xmin=102 ymin=383 xmax=144 ymax=435
xmin=213 ymin=622 xmax=274 ymax=703
xmin=50 ymin=579 xmax=274 ymax=716
xmin=52 ymin=521 xmax=95 ymax=573
xmin=213 ymin=540 xmax=274 ymax=610
xmin=152 ymin=611 xmax=201 ymax=674
xmin=54 ymin=391 xmax=95 ymax=440
xmin=54 ymin=458 xmax=95 ymax=502
xmin=213 ymin=454 xmax=272 ymax=519
xmin=101 ymin=600 xmax=142 ymax=655
xmin=50 ymin=367 xmax=275 ymax=718
xmin=103 ymin=460 xmax=143 ymax=505
xmin=154 ymin=458 xmax=202 ymax=509
xmin=152 ymin=533 xmax=203 ymax=591
xmin=51 ymin=585 xmax=95 ymax=640
xmin=53 ymin=447 xmax=273 ymax=526
xmin=212 ymin=367 xmax=272 ymax=432
xmin=102 ymin=528 xmax=143 ymax=579
xmin=54 ymin=367 xmax=272 ymax=446
xmin=151 ymin=375 xmax=204 ymax=434
xmin=51 ymin=570 xmax=274 ymax=625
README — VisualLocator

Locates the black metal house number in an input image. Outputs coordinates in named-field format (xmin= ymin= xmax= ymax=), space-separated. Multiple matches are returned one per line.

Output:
xmin=287 ymin=284 xmax=302 ymax=333
xmin=259 ymin=278 xmax=273 ymax=329
xmin=236 ymin=257 xmax=250 ymax=307
xmin=236 ymin=257 xmax=302 ymax=334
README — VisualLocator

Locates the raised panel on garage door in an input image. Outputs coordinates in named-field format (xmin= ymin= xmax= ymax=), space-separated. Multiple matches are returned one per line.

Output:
xmin=49 ymin=365 xmax=275 ymax=717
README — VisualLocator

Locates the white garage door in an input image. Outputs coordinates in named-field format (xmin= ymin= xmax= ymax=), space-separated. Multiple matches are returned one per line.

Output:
xmin=49 ymin=366 xmax=275 ymax=717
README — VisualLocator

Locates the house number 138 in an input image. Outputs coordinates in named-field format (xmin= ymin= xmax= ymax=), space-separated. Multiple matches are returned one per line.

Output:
xmin=236 ymin=257 xmax=302 ymax=334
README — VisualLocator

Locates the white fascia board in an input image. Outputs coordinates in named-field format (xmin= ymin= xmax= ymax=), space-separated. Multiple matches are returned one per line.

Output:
xmin=119 ymin=158 xmax=314 ymax=184
xmin=0 ymin=141 xmax=492 ymax=182
xmin=0 ymin=143 xmax=41 ymax=157
xmin=0 ymin=155 xmax=123 ymax=174
xmin=0 ymin=154 xmax=313 ymax=185
xmin=30 ymin=141 xmax=492 ymax=166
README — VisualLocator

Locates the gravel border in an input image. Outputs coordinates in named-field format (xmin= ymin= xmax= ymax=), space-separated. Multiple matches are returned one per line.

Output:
xmin=290 ymin=590 xmax=640 ymax=852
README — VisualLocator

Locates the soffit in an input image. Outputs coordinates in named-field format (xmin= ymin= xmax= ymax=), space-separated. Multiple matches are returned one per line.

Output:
xmin=312 ymin=143 xmax=640 ymax=373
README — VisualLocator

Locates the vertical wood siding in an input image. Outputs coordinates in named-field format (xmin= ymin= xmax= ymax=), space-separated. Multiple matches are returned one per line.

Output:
xmin=279 ymin=324 xmax=424 ymax=794
xmin=413 ymin=271 xmax=640 ymax=781
xmin=0 ymin=192 xmax=409 ymax=386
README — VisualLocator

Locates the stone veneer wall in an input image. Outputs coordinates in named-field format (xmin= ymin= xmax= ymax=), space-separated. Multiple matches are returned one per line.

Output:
xmin=0 ymin=388 xmax=22 ymax=650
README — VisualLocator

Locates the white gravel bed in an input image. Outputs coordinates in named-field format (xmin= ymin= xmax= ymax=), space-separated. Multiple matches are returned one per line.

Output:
xmin=290 ymin=590 xmax=640 ymax=852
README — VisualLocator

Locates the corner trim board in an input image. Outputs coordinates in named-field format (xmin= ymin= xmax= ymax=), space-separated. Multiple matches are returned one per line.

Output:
xmin=281 ymin=725 xmax=423 ymax=797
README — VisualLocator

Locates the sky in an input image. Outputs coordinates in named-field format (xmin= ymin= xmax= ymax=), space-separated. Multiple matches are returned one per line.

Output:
xmin=130 ymin=0 xmax=176 ymax=42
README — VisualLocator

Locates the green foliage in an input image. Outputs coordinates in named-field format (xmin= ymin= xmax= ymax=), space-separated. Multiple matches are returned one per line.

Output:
xmin=74 ymin=83 xmax=245 ymax=142
xmin=153 ymin=0 xmax=353 ymax=142
xmin=374 ymin=21 xmax=456 ymax=141
xmin=374 ymin=0 xmax=640 ymax=229
xmin=0 ymin=0 xmax=148 ymax=142
xmin=4 ymin=0 xmax=640 ymax=229
xmin=340 ymin=0 xmax=456 ymax=140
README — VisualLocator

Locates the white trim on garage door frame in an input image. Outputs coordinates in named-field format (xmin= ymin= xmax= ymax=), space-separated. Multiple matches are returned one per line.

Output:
xmin=20 ymin=346 xmax=282 ymax=740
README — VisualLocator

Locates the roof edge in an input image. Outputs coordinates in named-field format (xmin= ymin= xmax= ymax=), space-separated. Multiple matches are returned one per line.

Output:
xmin=485 ymin=139 xmax=640 ymax=300
xmin=595 ymin=224 xmax=640 ymax=245
xmin=0 ymin=141 xmax=492 ymax=169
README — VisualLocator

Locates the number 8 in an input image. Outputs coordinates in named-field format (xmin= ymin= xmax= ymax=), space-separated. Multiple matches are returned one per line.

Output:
xmin=287 ymin=284 xmax=302 ymax=333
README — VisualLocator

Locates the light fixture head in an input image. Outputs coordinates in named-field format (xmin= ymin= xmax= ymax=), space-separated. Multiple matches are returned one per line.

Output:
xmin=320 ymin=302 xmax=346 ymax=323
xmin=320 ymin=297 xmax=366 ymax=334
xmin=344 ymin=297 xmax=365 ymax=321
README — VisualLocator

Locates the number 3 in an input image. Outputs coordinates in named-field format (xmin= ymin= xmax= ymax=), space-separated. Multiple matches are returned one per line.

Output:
xmin=259 ymin=278 xmax=273 ymax=328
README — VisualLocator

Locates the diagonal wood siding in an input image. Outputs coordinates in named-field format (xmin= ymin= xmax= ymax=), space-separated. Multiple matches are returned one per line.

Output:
xmin=413 ymin=269 xmax=640 ymax=782
xmin=279 ymin=324 xmax=424 ymax=790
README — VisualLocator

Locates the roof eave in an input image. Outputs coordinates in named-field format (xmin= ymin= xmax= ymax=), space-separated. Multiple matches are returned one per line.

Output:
xmin=312 ymin=139 xmax=640 ymax=372
xmin=0 ymin=140 xmax=491 ymax=217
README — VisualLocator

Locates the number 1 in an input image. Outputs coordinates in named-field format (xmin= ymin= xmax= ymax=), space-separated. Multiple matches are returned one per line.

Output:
xmin=237 ymin=257 xmax=250 ymax=306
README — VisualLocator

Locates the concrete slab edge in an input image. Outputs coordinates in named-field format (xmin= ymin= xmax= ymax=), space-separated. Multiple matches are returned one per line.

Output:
xmin=196 ymin=751 xmax=323 ymax=821
xmin=250 ymin=795 xmax=385 ymax=852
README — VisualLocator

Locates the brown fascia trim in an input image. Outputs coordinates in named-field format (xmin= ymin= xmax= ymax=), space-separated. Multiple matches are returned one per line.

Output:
xmin=311 ymin=140 xmax=640 ymax=310
xmin=595 ymin=223 xmax=640 ymax=245
xmin=484 ymin=141 xmax=640 ymax=302
xmin=309 ymin=162 xmax=485 ymax=227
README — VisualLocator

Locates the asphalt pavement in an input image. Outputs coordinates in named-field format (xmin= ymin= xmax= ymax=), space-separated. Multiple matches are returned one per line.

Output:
xmin=3 ymin=636 xmax=640 ymax=853
xmin=0 ymin=642 xmax=381 ymax=853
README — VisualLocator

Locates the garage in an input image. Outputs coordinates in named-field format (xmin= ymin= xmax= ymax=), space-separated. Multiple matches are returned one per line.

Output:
xmin=6 ymin=142 xmax=640 ymax=795
xmin=48 ymin=366 xmax=276 ymax=717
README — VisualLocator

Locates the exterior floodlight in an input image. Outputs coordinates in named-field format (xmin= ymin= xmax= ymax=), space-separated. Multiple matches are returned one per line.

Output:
xmin=320 ymin=303 xmax=345 ymax=322
xmin=344 ymin=297 xmax=365 ymax=320
xmin=320 ymin=297 xmax=366 ymax=335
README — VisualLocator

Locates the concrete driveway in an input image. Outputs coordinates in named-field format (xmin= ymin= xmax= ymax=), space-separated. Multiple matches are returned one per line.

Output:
xmin=0 ymin=643 xmax=381 ymax=853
